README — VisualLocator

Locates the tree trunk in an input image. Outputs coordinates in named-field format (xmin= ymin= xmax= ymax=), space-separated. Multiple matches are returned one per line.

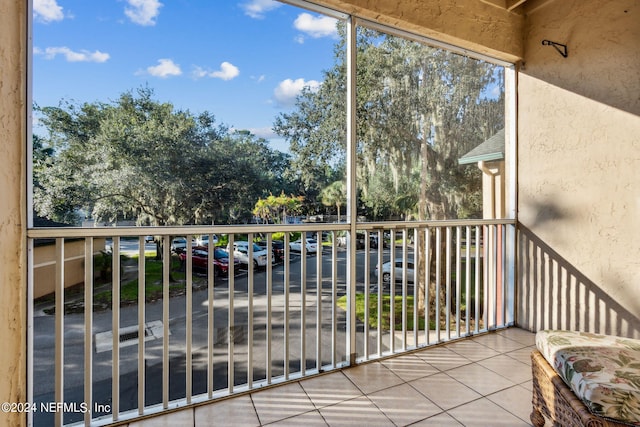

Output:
xmin=416 ymin=130 xmax=429 ymax=316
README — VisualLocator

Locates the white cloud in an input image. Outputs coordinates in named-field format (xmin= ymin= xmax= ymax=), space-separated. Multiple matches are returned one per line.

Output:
xmin=240 ymin=0 xmax=282 ymax=19
xmin=146 ymin=59 xmax=182 ymax=78
xmin=211 ymin=62 xmax=240 ymax=80
xmin=192 ymin=62 xmax=240 ymax=81
xmin=192 ymin=66 xmax=208 ymax=79
xmin=35 ymin=46 xmax=110 ymax=63
xmin=33 ymin=0 xmax=64 ymax=23
xmin=294 ymin=13 xmax=338 ymax=39
xmin=125 ymin=0 xmax=162 ymax=26
xmin=273 ymin=78 xmax=320 ymax=107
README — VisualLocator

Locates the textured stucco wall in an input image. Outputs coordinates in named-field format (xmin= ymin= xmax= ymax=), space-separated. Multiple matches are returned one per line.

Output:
xmin=33 ymin=239 xmax=106 ymax=299
xmin=310 ymin=0 xmax=525 ymax=62
xmin=517 ymin=0 xmax=640 ymax=337
xmin=0 ymin=0 xmax=27 ymax=426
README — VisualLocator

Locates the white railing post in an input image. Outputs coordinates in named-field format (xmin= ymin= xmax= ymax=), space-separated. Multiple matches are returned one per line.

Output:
xmin=315 ymin=231 xmax=322 ymax=370
xmin=207 ymin=234 xmax=215 ymax=397
xmin=401 ymin=229 xmax=408 ymax=350
xmin=84 ymin=238 xmax=94 ymax=426
xmin=377 ymin=230 xmax=384 ymax=356
xmin=265 ymin=233 xmax=273 ymax=384
xmin=247 ymin=233 xmax=254 ymax=387
xmin=54 ymin=238 xmax=64 ymax=427
xmin=186 ymin=235 xmax=193 ymax=403
xmin=300 ymin=233 xmax=306 ymax=374
xmin=162 ymin=236 xmax=170 ymax=409
xmin=137 ymin=236 xmax=146 ymax=415
xmin=227 ymin=233 xmax=235 ymax=392
xmin=111 ymin=237 xmax=120 ymax=421
xmin=283 ymin=232 xmax=290 ymax=379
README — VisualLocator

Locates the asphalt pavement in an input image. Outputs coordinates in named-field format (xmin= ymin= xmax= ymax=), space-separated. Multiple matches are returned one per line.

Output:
xmin=31 ymin=246 xmax=409 ymax=425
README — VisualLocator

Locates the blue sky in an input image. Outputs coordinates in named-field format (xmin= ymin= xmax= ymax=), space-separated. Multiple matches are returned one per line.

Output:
xmin=32 ymin=0 xmax=341 ymax=152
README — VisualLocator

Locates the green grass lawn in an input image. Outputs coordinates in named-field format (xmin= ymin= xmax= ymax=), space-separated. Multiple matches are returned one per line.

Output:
xmin=337 ymin=293 xmax=435 ymax=331
xmin=94 ymin=256 xmax=186 ymax=305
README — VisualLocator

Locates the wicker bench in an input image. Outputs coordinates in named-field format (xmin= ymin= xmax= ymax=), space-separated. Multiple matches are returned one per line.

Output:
xmin=531 ymin=330 xmax=640 ymax=427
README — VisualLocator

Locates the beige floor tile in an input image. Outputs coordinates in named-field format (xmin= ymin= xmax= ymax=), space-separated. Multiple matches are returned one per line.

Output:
xmin=446 ymin=363 xmax=516 ymax=396
xmin=472 ymin=332 xmax=530 ymax=352
xmin=367 ymin=383 xmax=442 ymax=426
xmin=120 ymin=329 xmax=538 ymax=427
xmin=409 ymin=372 xmax=481 ymax=410
xmin=195 ymin=395 xmax=260 ymax=427
xmin=497 ymin=328 xmax=536 ymax=346
xmin=299 ymin=372 xmax=362 ymax=408
xmin=487 ymin=384 xmax=534 ymax=424
xmin=505 ymin=346 xmax=537 ymax=365
xmin=445 ymin=339 xmax=501 ymax=361
xmin=447 ymin=397 xmax=531 ymax=426
xmin=128 ymin=409 xmax=193 ymax=427
xmin=266 ymin=410 xmax=328 ymax=426
xmin=251 ymin=382 xmax=316 ymax=425
xmin=477 ymin=354 xmax=532 ymax=384
xmin=520 ymin=379 xmax=533 ymax=391
xmin=342 ymin=362 xmax=403 ymax=395
xmin=319 ymin=396 xmax=394 ymax=427
xmin=380 ymin=353 xmax=439 ymax=381
xmin=410 ymin=412 xmax=464 ymax=426
xmin=414 ymin=346 xmax=472 ymax=371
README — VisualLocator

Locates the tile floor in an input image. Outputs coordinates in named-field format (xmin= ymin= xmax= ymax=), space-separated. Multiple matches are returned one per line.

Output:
xmin=127 ymin=328 xmax=536 ymax=426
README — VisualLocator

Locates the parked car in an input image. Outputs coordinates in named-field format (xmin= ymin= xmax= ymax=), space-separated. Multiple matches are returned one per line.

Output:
xmin=336 ymin=232 xmax=386 ymax=249
xmin=145 ymin=235 xmax=155 ymax=243
xmin=178 ymin=246 xmax=238 ymax=276
xmin=375 ymin=258 xmax=415 ymax=283
xmin=355 ymin=232 xmax=382 ymax=249
xmin=196 ymin=234 xmax=218 ymax=246
xmin=255 ymin=240 xmax=285 ymax=262
xmin=228 ymin=241 xmax=272 ymax=268
xmin=171 ymin=237 xmax=188 ymax=253
xmin=271 ymin=240 xmax=285 ymax=261
xmin=289 ymin=238 xmax=318 ymax=254
xmin=368 ymin=232 xmax=390 ymax=249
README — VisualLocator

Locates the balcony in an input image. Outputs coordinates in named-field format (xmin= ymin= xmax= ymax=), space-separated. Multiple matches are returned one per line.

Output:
xmin=27 ymin=219 xmax=518 ymax=426
xmin=125 ymin=327 xmax=536 ymax=427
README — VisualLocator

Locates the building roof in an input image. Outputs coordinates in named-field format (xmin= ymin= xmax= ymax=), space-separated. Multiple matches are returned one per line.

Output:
xmin=33 ymin=216 xmax=72 ymax=228
xmin=33 ymin=216 xmax=79 ymax=247
xmin=458 ymin=128 xmax=505 ymax=165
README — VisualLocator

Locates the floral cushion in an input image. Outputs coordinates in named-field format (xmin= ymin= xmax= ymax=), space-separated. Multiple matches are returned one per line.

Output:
xmin=536 ymin=330 xmax=640 ymax=426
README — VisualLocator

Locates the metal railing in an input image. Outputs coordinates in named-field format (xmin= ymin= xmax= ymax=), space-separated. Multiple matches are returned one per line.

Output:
xmin=27 ymin=219 xmax=515 ymax=426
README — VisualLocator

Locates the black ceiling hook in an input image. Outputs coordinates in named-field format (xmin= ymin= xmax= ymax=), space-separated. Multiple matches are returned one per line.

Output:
xmin=542 ymin=40 xmax=568 ymax=58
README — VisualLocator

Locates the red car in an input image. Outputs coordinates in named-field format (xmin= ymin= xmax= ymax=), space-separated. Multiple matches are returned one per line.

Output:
xmin=179 ymin=246 xmax=238 ymax=276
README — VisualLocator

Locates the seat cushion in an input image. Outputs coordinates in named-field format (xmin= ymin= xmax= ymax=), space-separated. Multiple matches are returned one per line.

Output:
xmin=536 ymin=330 xmax=640 ymax=426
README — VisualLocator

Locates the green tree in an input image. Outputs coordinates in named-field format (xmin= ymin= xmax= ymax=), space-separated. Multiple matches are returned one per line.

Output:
xmin=252 ymin=197 xmax=274 ymax=224
xmin=253 ymin=192 xmax=304 ymax=224
xmin=320 ymin=180 xmax=346 ymax=222
xmin=34 ymin=87 xmax=291 ymax=227
xmin=273 ymin=26 xmax=504 ymax=319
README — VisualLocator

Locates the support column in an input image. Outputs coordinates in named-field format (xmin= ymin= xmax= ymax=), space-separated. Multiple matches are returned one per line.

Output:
xmin=345 ymin=15 xmax=358 ymax=365
xmin=0 ymin=0 xmax=28 ymax=426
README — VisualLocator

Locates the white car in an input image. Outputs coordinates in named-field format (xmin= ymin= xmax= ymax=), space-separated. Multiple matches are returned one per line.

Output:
xmin=289 ymin=238 xmax=318 ymax=253
xmin=196 ymin=234 xmax=218 ymax=246
xmin=171 ymin=237 xmax=188 ymax=253
xmin=375 ymin=258 xmax=415 ymax=283
xmin=228 ymin=241 xmax=271 ymax=267
xmin=170 ymin=236 xmax=200 ymax=253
